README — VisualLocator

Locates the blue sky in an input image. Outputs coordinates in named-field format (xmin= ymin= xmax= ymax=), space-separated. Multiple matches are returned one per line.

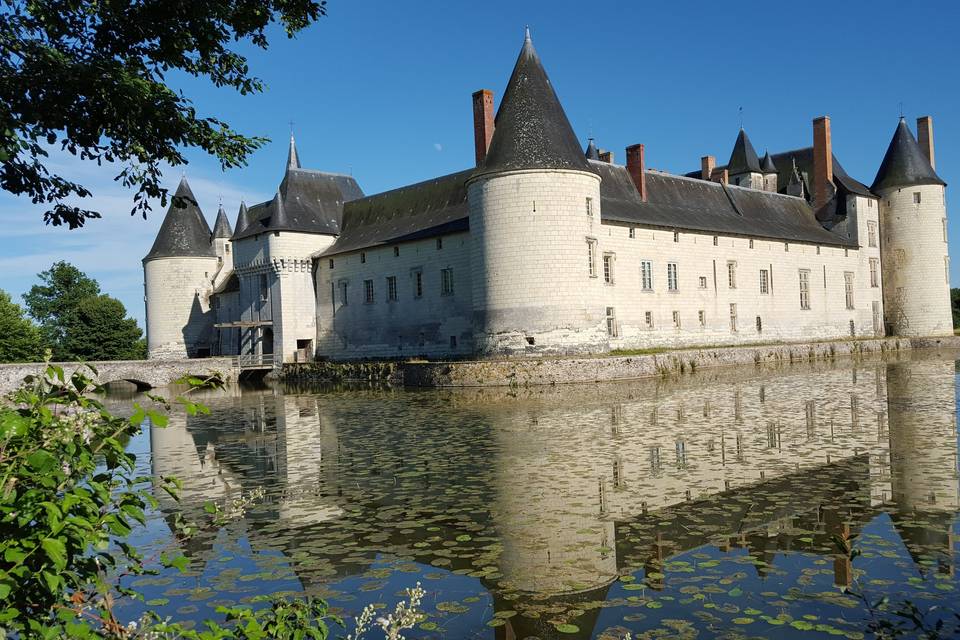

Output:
xmin=2 ymin=0 xmax=958 ymax=327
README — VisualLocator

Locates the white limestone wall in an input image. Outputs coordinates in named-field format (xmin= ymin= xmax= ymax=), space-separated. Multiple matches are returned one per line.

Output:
xmin=144 ymin=257 xmax=218 ymax=359
xmin=469 ymin=169 xmax=606 ymax=355
xmin=315 ymin=232 xmax=474 ymax=359
xmin=878 ymin=184 xmax=952 ymax=336
xmin=592 ymin=219 xmax=883 ymax=350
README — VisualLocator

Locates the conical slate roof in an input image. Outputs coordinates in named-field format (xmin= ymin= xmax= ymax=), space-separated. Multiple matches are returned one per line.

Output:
xmin=233 ymin=201 xmax=250 ymax=237
xmin=144 ymin=177 xmax=216 ymax=261
xmin=760 ymin=151 xmax=777 ymax=174
xmin=287 ymin=134 xmax=301 ymax=170
xmin=871 ymin=118 xmax=945 ymax=192
xmin=727 ymin=129 xmax=762 ymax=175
xmin=585 ymin=138 xmax=599 ymax=160
xmin=474 ymin=29 xmax=591 ymax=177
xmin=212 ymin=205 xmax=233 ymax=239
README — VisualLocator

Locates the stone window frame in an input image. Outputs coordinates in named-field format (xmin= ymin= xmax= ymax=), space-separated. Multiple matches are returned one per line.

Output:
xmin=798 ymin=269 xmax=811 ymax=310
xmin=698 ymin=276 xmax=708 ymax=289
xmin=759 ymin=269 xmax=769 ymax=295
xmin=727 ymin=260 xmax=737 ymax=289
xmin=667 ymin=262 xmax=679 ymax=292
xmin=363 ymin=279 xmax=375 ymax=304
xmin=844 ymin=271 xmax=855 ymax=310
xmin=386 ymin=276 xmax=398 ymax=302
xmin=605 ymin=306 xmax=618 ymax=337
xmin=729 ymin=303 xmax=737 ymax=332
xmin=602 ymin=252 xmax=616 ymax=285
xmin=640 ymin=259 xmax=654 ymax=291
xmin=869 ymin=258 xmax=879 ymax=288
xmin=440 ymin=268 xmax=454 ymax=296
xmin=586 ymin=237 xmax=598 ymax=278
xmin=867 ymin=221 xmax=878 ymax=248
xmin=411 ymin=267 xmax=424 ymax=299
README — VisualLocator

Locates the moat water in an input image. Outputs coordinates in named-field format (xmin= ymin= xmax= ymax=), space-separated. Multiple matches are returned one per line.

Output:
xmin=113 ymin=352 xmax=960 ymax=639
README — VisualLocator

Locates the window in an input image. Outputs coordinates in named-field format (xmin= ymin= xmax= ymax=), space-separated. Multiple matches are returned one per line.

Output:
xmin=436 ymin=237 xmax=443 ymax=250
xmin=844 ymin=272 xmax=855 ymax=309
xmin=756 ymin=316 xmax=763 ymax=333
xmin=360 ymin=251 xmax=366 ymax=264
xmin=868 ymin=221 xmax=878 ymax=248
xmin=727 ymin=261 xmax=737 ymax=289
xmin=363 ymin=279 xmax=374 ymax=304
xmin=713 ymin=236 xmax=718 ymax=246
xmin=759 ymin=269 xmax=769 ymax=294
xmin=441 ymin=268 xmax=454 ymax=295
xmin=799 ymin=269 xmax=811 ymax=309
xmin=698 ymin=310 xmax=706 ymax=327
xmin=667 ymin=262 xmax=679 ymax=291
xmin=413 ymin=270 xmax=423 ymax=298
xmin=393 ymin=246 xmax=400 ymax=257
xmin=869 ymin=258 xmax=879 ymax=287
xmin=387 ymin=276 xmax=398 ymax=302
xmin=606 ymin=307 xmax=618 ymax=337
xmin=785 ymin=242 xmax=790 ymax=252
xmin=338 ymin=280 xmax=348 ymax=306
xmin=640 ymin=260 xmax=653 ymax=290
xmin=673 ymin=231 xmax=680 ymax=243
xmin=844 ymin=248 xmax=848 ymax=257
xmin=914 ymin=192 xmax=922 ymax=204
xmin=749 ymin=239 xmax=754 ymax=249
xmin=603 ymin=253 xmax=615 ymax=284
xmin=868 ymin=199 xmax=874 ymax=208
xmin=259 ymin=273 xmax=269 ymax=301
xmin=586 ymin=197 xmax=594 ymax=217
xmin=675 ymin=441 xmax=687 ymax=468
xmin=329 ymin=259 xmax=334 ymax=269
xmin=672 ymin=310 xmax=681 ymax=328
xmin=629 ymin=227 xmax=636 ymax=239
xmin=729 ymin=303 xmax=737 ymax=332
xmin=872 ymin=301 xmax=881 ymax=335
xmin=645 ymin=311 xmax=654 ymax=328
xmin=587 ymin=238 xmax=598 ymax=277
xmin=698 ymin=276 xmax=707 ymax=289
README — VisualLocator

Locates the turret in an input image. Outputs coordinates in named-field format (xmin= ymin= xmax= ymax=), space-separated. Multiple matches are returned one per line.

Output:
xmin=467 ymin=28 xmax=604 ymax=355
xmin=726 ymin=129 xmax=764 ymax=189
xmin=786 ymin=157 xmax=805 ymax=198
xmin=143 ymin=177 xmax=219 ymax=359
xmin=873 ymin=117 xmax=950 ymax=336
xmin=760 ymin=151 xmax=778 ymax=192
xmin=212 ymin=204 xmax=233 ymax=261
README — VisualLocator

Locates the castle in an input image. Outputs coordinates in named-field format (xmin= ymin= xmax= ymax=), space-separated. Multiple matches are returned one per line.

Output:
xmin=142 ymin=30 xmax=951 ymax=364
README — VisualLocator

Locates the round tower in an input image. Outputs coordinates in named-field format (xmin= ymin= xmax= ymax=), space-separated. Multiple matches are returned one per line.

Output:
xmin=873 ymin=117 xmax=951 ymax=336
xmin=143 ymin=177 xmax=219 ymax=359
xmin=468 ymin=29 xmax=604 ymax=355
xmin=211 ymin=204 xmax=233 ymax=262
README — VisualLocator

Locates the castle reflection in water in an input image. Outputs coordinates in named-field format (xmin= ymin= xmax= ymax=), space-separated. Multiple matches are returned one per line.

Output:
xmin=144 ymin=352 xmax=960 ymax=637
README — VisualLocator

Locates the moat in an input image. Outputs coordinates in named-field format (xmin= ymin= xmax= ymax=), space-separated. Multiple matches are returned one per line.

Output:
xmin=113 ymin=351 xmax=960 ymax=638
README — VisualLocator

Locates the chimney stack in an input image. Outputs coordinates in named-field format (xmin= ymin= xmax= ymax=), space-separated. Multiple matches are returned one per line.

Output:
xmin=626 ymin=144 xmax=647 ymax=202
xmin=711 ymin=168 xmax=729 ymax=185
xmin=812 ymin=116 xmax=833 ymax=211
xmin=472 ymin=89 xmax=495 ymax=167
xmin=598 ymin=149 xmax=614 ymax=164
xmin=917 ymin=116 xmax=935 ymax=169
xmin=701 ymin=155 xmax=716 ymax=181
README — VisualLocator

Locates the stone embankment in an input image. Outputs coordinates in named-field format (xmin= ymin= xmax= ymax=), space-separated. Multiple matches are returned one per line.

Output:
xmin=280 ymin=336 xmax=960 ymax=388
xmin=0 ymin=357 xmax=238 ymax=395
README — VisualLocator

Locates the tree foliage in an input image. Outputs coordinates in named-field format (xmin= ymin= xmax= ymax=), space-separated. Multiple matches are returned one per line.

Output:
xmin=0 ymin=290 xmax=45 ymax=362
xmin=1 ymin=0 xmax=327 ymax=228
xmin=951 ymin=288 xmax=960 ymax=329
xmin=24 ymin=261 xmax=143 ymax=361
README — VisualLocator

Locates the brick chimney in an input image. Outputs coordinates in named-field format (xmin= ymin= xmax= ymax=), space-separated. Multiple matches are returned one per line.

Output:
xmin=711 ymin=168 xmax=729 ymax=185
xmin=701 ymin=155 xmax=716 ymax=181
xmin=626 ymin=144 xmax=647 ymax=202
xmin=812 ymin=116 xmax=833 ymax=211
xmin=598 ymin=150 xmax=614 ymax=164
xmin=472 ymin=89 xmax=495 ymax=167
xmin=917 ymin=116 xmax=935 ymax=169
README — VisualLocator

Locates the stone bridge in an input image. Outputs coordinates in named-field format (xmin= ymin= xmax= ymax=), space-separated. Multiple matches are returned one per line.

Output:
xmin=0 ymin=357 xmax=239 ymax=395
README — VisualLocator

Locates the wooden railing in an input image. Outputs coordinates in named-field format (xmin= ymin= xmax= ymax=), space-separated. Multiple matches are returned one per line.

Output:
xmin=234 ymin=353 xmax=275 ymax=369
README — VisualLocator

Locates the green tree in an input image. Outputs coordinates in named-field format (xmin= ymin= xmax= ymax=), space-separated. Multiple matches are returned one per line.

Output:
xmin=23 ymin=261 xmax=100 ymax=357
xmin=1 ymin=0 xmax=327 ymax=228
xmin=0 ymin=290 xmax=46 ymax=362
xmin=62 ymin=294 xmax=144 ymax=361
xmin=952 ymin=288 xmax=960 ymax=329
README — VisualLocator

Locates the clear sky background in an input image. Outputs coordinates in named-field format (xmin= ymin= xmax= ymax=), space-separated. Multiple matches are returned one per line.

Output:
xmin=1 ymin=0 xmax=958 ymax=328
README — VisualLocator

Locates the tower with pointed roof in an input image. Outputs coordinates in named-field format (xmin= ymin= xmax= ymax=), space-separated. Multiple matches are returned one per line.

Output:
xmin=467 ymin=28 xmax=606 ymax=355
xmin=760 ymin=151 xmax=778 ymax=192
xmin=142 ymin=177 xmax=219 ymax=359
xmin=727 ymin=129 xmax=764 ymax=189
xmin=873 ymin=117 xmax=951 ymax=336
xmin=212 ymin=204 xmax=234 ymax=261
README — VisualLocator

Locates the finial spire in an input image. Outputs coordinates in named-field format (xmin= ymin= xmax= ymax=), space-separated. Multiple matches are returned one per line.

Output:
xmin=524 ymin=25 xmax=531 ymax=43
xmin=286 ymin=132 xmax=301 ymax=170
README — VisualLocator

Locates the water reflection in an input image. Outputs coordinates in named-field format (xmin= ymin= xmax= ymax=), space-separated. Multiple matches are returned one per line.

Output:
xmin=140 ymin=353 xmax=960 ymax=638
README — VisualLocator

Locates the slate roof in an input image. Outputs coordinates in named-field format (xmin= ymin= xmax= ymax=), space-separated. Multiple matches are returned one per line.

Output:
xmin=594 ymin=161 xmax=855 ymax=247
xmin=144 ymin=177 xmax=216 ymax=261
xmin=584 ymin=138 xmax=600 ymax=160
xmin=727 ymin=129 xmax=762 ymax=175
xmin=318 ymin=169 xmax=471 ymax=257
xmin=234 ymin=201 xmax=250 ymax=236
xmin=212 ymin=205 xmax=233 ymax=239
xmin=761 ymin=151 xmax=777 ymax=174
xmin=232 ymin=161 xmax=364 ymax=241
xmin=871 ymin=118 xmax=946 ymax=192
xmin=473 ymin=29 xmax=592 ymax=178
